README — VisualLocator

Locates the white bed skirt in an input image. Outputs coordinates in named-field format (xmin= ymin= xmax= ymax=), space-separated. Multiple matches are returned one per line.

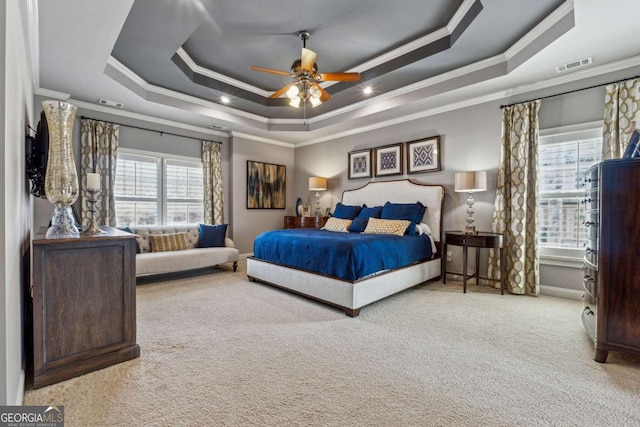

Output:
xmin=247 ymin=257 xmax=441 ymax=316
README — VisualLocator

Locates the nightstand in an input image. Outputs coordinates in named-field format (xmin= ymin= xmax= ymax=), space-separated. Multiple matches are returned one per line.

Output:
xmin=442 ymin=231 xmax=505 ymax=294
xmin=283 ymin=216 xmax=329 ymax=229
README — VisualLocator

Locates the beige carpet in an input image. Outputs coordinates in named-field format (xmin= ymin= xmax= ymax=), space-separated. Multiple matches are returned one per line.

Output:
xmin=25 ymin=257 xmax=640 ymax=426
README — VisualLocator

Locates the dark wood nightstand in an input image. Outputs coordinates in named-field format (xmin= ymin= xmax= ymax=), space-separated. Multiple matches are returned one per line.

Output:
xmin=283 ymin=216 xmax=329 ymax=229
xmin=443 ymin=231 xmax=505 ymax=294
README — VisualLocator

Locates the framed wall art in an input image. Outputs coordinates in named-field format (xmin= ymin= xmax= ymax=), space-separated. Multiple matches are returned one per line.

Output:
xmin=407 ymin=136 xmax=441 ymax=174
xmin=348 ymin=149 xmax=372 ymax=179
xmin=374 ymin=143 xmax=403 ymax=177
xmin=247 ymin=160 xmax=286 ymax=209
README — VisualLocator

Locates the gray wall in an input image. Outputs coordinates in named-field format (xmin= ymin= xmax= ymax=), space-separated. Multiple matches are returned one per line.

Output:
xmin=31 ymin=103 xmax=231 ymax=234
xmin=295 ymin=101 xmax=502 ymax=280
xmin=293 ymin=81 xmax=621 ymax=294
xmin=1 ymin=0 xmax=34 ymax=405
xmin=230 ymin=135 xmax=294 ymax=254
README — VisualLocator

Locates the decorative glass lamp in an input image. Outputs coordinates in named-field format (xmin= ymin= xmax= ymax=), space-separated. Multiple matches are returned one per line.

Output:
xmin=43 ymin=100 xmax=80 ymax=237
xmin=454 ymin=171 xmax=487 ymax=234
xmin=308 ymin=177 xmax=327 ymax=217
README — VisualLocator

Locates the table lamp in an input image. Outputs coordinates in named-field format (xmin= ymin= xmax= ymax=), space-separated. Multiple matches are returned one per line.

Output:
xmin=454 ymin=171 xmax=487 ymax=234
xmin=309 ymin=177 xmax=327 ymax=217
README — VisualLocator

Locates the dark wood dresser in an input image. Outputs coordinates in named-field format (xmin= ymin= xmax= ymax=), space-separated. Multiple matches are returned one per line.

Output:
xmin=30 ymin=227 xmax=140 ymax=388
xmin=283 ymin=216 xmax=329 ymax=229
xmin=583 ymin=159 xmax=640 ymax=362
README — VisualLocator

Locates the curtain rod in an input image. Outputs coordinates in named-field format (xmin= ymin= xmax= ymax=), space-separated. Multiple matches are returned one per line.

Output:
xmin=499 ymin=74 xmax=640 ymax=109
xmin=80 ymin=116 xmax=222 ymax=143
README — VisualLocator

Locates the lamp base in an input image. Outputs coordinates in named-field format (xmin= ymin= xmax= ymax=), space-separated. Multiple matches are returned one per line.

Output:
xmin=464 ymin=226 xmax=477 ymax=234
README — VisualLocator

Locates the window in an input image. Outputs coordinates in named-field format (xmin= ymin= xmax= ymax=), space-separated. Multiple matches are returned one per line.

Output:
xmin=538 ymin=123 xmax=602 ymax=259
xmin=114 ymin=150 xmax=203 ymax=227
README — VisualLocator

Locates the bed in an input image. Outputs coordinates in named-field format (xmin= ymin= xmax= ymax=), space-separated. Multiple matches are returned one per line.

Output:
xmin=246 ymin=179 xmax=445 ymax=317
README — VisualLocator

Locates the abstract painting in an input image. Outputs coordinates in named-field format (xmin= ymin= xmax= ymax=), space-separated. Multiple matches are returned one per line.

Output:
xmin=348 ymin=149 xmax=372 ymax=179
xmin=247 ymin=160 xmax=286 ymax=209
xmin=374 ymin=143 xmax=403 ymax=177
xmin=407 ymin=136 xmax=441 ymax=174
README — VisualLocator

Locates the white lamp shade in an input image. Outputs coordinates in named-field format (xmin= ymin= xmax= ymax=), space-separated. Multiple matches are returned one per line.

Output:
xmin=309 ymin=177 xmax=327 ymax=191
xmin=454 ymin=171 xmax=487 ymax=192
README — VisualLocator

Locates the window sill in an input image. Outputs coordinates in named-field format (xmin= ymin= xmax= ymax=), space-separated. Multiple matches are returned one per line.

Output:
xmin=539 ymin=254 xmax=583 ymax=268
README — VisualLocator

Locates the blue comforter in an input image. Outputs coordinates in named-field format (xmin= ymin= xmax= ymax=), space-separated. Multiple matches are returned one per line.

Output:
xmin=253 ymin=228 xmax=434 ymax=281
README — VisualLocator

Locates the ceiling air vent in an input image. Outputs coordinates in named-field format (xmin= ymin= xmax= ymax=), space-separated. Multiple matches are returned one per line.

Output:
xmin=98 ymin=98 xmax=124 ymax=108
xmin=556 ymin=57 xmax=592 ymax=73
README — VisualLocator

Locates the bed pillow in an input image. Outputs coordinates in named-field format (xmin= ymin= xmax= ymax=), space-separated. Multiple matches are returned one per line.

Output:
xmin=322 ymin=217 xmax=352 ymax=232
xmin=197 ymin=223 xmax=228 ymax=248
xmin=381 ymin=201 xmax=426 ymax=235
xmin=415 ymin=223 xmax=432 ymax=236
xmin=118 ymin=226 xmax=141 ymax=254
xmin=149 ymin=232 xmax=190 ymax=252
xmin=357 ymin=205 xmax=383 ymax=219
xmin=332 ymin=203 xmax=362 ymax=219
xmin=363 ymin=218 xmax=411 ymax=236
xmin=348 ymin=217 xmax=369 ymax=233
xmin=348 ymin=205 xmax=383 ymax=233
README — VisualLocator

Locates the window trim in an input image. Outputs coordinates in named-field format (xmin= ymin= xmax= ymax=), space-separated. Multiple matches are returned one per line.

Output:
xmin=538 ymin=121 xmax=603 ymax=266
xmin=116 ymin=148 xmax=203 ymax=226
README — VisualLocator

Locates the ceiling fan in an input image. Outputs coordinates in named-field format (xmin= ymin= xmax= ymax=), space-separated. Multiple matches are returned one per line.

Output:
xmin=250 ymin=31 xmax=360 ymax=108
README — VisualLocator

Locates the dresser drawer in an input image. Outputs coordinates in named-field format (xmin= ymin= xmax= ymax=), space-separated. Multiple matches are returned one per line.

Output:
xmin=583 ymin=266 xmax=597 ymax=302
xmin=584 ymin=241 xmax=598 ymax=266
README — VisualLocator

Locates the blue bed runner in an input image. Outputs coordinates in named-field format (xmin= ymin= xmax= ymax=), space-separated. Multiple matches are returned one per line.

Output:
xmin=253 ymin=228 xmax=434 ymax=281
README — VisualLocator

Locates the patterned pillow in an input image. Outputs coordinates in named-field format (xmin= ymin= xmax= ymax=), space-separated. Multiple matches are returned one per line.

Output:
xmin=363 ymin=218 xmax=411 ymax=236
xmin=322 ymin=217 xmax=353 ymax=232
xmin=149 ymin=232 xmax=190 ymax=252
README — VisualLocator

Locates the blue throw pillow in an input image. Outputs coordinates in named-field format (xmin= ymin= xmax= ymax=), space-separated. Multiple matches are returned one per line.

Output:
xmin=381 ymin=202 xmax=426 ymax=235
xmin=357 ymin=206 xmax=383 ymax=219
xmin=198 ymin=223 xmax=228 ymax=248
xmin=119 ymin=226 xmax=141 ymax=253
xmin=348 ymin=217 xmax=369 ymax=233
xmin=333 ymin=203 xmax=362 ymax=219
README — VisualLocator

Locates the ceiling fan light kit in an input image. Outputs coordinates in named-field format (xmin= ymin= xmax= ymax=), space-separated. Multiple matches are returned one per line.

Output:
xmin=250 ymin=31 xmax=360 ymax=109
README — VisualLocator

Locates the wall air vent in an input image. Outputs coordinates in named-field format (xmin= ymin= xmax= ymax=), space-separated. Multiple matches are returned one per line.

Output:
xmin=556 ymin=57 xmax=592 ymax=73
xmin=98 ymin=98 xmax=124 ymax=108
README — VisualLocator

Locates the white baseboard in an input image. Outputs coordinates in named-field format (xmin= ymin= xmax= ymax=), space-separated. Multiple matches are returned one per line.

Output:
xmin=540 ymin=285 xmax=583 ymax=301
xmin=14 ymin=370 xmax=25 ymax=405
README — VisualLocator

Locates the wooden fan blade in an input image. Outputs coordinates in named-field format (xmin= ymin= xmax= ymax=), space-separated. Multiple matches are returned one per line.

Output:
xmin=269 ymin=82 xmax=295 ymax=99
xmin=249 ymin=66 xmax=290 ymax=76
xmin=301 ymin=48 xmax=317 ymax=71
xmin=319 ymin=72 xmax=360 ymax=82
xmin=312 ymin=82 xmax=331 ymax=102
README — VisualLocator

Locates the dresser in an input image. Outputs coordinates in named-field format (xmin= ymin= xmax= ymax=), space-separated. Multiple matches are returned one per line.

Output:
xmin=283 ymin=216 xmax=329 ymax=229
xmin=30 ymin=227 xmax=140 ymax=388
xmin=582 ymin=159 xmax=640 ymax=362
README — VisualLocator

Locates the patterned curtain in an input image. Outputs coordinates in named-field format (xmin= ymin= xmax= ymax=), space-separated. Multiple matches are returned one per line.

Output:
xmin=602 ymin=78 xmax=640 ymax=159
xmin=488 ymin=101 xmax=541 ymax=295
xmin=202 ymin=140 xmax=224 ymax=224
xmin=80 ymin=119 xmax=119 ymax=226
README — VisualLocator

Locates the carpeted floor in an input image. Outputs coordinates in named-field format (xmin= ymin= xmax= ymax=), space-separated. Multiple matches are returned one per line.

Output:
xmin=24 ymin=256 xmax=640 ymax=426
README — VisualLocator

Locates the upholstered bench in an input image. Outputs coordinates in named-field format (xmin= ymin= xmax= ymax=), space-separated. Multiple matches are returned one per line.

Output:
xmin=127 ymin=225 xmax=239 ymax=277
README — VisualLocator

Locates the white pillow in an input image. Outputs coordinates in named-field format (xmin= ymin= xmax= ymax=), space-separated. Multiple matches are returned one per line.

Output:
xmin=416 ymin=223 xmax=432 ymax=236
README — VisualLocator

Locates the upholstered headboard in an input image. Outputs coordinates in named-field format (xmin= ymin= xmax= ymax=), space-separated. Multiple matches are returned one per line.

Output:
xmin=341 ymin=179 xmax=445 ymax=245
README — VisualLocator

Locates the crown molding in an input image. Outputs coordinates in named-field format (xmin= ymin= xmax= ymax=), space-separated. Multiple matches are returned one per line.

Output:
xmin=230 ymin=131 xmax=294 ymax=148
xmin=70 ymin=98 xmax=228 ymax=138
xmin=34 ymin=88 xmax=71 ymax=100
xmin=296 ymin=53 xmax=640 ymax=147
xmin=176 ymin=48 xmax=272 ymax=98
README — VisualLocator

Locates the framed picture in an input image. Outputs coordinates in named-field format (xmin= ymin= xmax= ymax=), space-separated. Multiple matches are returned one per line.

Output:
xmin=407 ymin=136 xmax=441 ymax=174
xmin=348 ymin=149 xmax=372 ymax=179
xmin=302 ymin=205 xmax=311 ymax=217
xmin=324 ymin=207 xmax=331 ymax=217
xmin=374 ymin=143 xmax=403 ymax=177
xmin=247 ymin=160 xmax=286 ymax=209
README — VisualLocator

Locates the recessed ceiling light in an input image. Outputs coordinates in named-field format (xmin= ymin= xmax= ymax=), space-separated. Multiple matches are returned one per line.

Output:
xmin=363 ymin=86 xmax=373 ymax=95
xmin=221 ymin=96 xmax=230 ymax=104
